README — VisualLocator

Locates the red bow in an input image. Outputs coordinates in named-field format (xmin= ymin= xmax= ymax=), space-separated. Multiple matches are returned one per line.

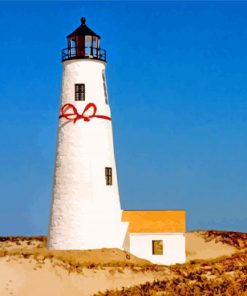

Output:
xmin=59 ymin=103 xmax=112 ymax=124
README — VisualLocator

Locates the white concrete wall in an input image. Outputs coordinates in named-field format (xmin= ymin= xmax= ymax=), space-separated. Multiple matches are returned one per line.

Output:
xmin=128 ymin=233 xmax=186 ymax=265
xmin=48 ymin=59 xmax=128 ymax=250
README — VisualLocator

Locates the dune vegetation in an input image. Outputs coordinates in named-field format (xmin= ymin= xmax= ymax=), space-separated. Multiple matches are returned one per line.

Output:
xmin=0 ymin=231 xmax=246 ymax=296
xmin=94 ymin=231 xmax=247 ymax=296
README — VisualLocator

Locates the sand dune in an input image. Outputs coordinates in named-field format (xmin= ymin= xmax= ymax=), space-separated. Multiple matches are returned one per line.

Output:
xmin=0 ymin=256 xmax=168 ymax=296
xmin=0 ymin=257 xmax=81 ymax=296
xmin=0 ymin=231 xmax=246 ymax=296
xmin=186 ymin=231 xmax=237 ymax=261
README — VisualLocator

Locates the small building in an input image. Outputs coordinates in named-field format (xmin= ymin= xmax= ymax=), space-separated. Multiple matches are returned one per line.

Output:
xmin=122 ymin=210 xmax=186 ymax=265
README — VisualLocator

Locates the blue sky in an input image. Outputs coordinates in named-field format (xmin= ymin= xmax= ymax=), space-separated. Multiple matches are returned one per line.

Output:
xmin=0 ymin=1 xmax=246 ymax=235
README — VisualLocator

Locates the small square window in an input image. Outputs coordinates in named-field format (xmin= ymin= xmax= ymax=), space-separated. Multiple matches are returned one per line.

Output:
xmin=75 ymin=83 xmax=85 ymax=101
xmin=105 ymin=167 xmax=112 ymax=185
xmin=152 ymin=240 xmax=163 ymax=255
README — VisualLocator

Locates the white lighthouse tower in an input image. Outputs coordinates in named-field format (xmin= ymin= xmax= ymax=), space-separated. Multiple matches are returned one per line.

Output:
xmin=48 ymin=17 xmax=128 ymax=250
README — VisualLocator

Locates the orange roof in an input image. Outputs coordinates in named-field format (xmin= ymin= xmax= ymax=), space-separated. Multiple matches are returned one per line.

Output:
xmin=122 ymin=210 xmax=186 ymax=233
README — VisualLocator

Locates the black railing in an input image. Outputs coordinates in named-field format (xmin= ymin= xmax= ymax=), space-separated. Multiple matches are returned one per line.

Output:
xmin=62 ymin=46 xmax=106 ymax=62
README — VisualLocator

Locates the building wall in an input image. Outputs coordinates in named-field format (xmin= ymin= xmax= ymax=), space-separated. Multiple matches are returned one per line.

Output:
xmin=48 ymin=59 xmax=128 ymax=250
xmin=129 ymin=233 xmax=186 ymax=265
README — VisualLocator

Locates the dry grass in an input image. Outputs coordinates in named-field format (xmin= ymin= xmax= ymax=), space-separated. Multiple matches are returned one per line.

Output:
xmin=0 ymin=236 xmax=152 ymax=274
xmin=0 ymin=231 xmax=246 ymax=296
xmin=197 ymin=230 xmax=247 ymax=250
xmin=94 ymin=251 xmax=247 ymax=295
xmin=94 ymin=231 xmax=247 ymax=296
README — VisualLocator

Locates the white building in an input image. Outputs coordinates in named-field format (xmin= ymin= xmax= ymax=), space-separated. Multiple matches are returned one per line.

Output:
xmin=122 ymin=210 xmax=186 ymax=265
xmin=48 ymin=17 xmax=186 ymax=265
xmin=48 ymin=17 xmax=128 ymax=250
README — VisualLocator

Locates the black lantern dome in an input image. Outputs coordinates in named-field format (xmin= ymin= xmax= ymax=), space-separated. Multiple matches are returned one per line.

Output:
xmin=62 ymin=17 xmax=106 ymax=62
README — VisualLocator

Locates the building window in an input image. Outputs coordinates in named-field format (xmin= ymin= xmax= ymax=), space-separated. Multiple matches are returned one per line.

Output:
xmin=105 ymin=167 xmax=112 ymax=185
xmin=152 ymin=240 xmax=163 ymax=255
xmin=75 ymin=83 xmax=85 ymax=101
xmin=102 ymin=70 xmax=108 ymax=104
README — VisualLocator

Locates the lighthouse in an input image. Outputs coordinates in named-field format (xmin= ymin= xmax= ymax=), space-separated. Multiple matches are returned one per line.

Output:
xmin=48 ymin=18 xmax=129 ymax=250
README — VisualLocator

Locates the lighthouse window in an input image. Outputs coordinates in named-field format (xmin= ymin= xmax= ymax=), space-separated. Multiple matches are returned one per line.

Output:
xmin=152 ymin=240 xmax=163 ymax=255
xmin=102 ymin=70 xmax=108 ymax=104
xmin=105 ymin=167 xmax=112 ymax=185
xmin=75 ymin=83 xmax=85 ymax=101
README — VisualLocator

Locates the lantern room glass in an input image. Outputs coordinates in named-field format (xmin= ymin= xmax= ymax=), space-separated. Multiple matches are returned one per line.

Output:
xmin=68 ymin=35 xmax=100 ymax=58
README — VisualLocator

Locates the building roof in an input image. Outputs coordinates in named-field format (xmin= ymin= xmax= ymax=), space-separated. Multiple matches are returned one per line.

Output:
xmin=122 ymin=210 xmax=186 ymax=233
xmin=67 ymin=17 xmax=100 ymax=39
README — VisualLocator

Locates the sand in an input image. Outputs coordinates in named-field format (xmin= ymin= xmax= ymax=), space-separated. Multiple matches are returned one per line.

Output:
xmin=0 ymin=231 xmax=243 ymax=296
xmin=0 ymin=256 xmax=167 ymax=296
xmin=186 ymin=232 xmax=237 ymax=261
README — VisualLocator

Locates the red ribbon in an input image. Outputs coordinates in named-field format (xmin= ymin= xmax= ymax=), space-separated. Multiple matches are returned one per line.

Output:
xmin=59 ymin=103 xmax=112 ymax=124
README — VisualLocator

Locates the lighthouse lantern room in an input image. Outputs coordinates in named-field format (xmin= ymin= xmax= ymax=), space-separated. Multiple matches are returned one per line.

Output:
xmin=62 ymin=17 xmax=106 ymax=62
xmin=48 ymin=18 xmax=128 ymax=250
